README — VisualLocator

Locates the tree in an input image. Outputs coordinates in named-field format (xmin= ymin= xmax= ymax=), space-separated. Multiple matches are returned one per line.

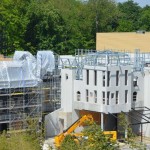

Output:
xmin=118 ymin=113 xmax=146 ymax=150
xmin=138 ymin=6 xmax=150 ymax=31
xmin=60 ymin=123 xmax=117 ymax=150
xmin=117 ymin=0 xmax=141 ymax=31
xmin=0 ymin=0 xmax=29 ymax=55
xmin=60 ymin=135 xmax=79 ymax=150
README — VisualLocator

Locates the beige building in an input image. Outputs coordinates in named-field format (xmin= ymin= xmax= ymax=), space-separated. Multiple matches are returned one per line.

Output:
xmin=96 ymin=32 xmax=150 ymax=52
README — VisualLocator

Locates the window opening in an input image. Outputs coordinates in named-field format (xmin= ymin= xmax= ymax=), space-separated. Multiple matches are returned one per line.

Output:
xmin=111 ymin=93 xmax=114 ymax=99
xmin=116 ymin=71 xmax=119 ymax=86
xmin=133 ymin=92 xmax=137 ymax=101
xmin=86 ymin=89 xmax=89 ymax=102
xmin=102 ymin=71 xmax=105 ymax=87
xmin=94 ymin=70 xmax=97 ymax=86
xmin=125 ymin=70 xmax=128 ymax=85
xmin=107 ymin=91 xmax=110 ymax=105
xmin=77 ymin=91 xmax=81 ymax=101
xmin=116 ymin=91 xmax=119 ymax=104
xmin=86 ymin=70 xmax=89 ymax=85
xmin=125 ymin=90 xmax=128 ymax=103
xmin=94 ymin=90 xmax=97 ymax=103
xmin=133 ymin=77 xmax=138 ymax=87
xmin=107 ymin=71 xmax=110 ymax=87
xmin=102 ymin=92 xmax=105 ymax=104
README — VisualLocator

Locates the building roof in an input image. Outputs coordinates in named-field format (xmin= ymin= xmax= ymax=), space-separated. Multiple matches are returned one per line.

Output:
xmin=96 ymin=32 xmax=150 ymax=52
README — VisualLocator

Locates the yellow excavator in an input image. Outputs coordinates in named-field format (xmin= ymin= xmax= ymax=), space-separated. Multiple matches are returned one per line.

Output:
xmin=55 ymin=114 xmax=117 ymax=147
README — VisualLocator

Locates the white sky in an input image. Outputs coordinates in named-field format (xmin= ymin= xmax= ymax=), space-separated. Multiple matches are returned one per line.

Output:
xmin=116 ymin=0 xmax=150 ymax=7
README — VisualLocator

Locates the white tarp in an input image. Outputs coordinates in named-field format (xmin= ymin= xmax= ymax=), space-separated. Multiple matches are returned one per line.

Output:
xmin=0 ymin=61 xmax=38 ymax=89
xmin=36 ymin=51 xmax=55 ymax=78
xmin=13 ymin=51 xmax=37 ymax=77
xmin=0 ymin=50 xmax=55 ymax=89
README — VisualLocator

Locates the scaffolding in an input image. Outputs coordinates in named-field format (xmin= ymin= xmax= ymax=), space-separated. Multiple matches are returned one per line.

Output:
xmin=0 ymin=86 xmax=42 ymax=130
xmin=0 ymin=50 xmax=61 ymax=131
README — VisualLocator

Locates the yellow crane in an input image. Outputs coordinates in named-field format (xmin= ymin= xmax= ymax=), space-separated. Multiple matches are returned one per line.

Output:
xmin=54 ymin=114 xmax=117 ymax=147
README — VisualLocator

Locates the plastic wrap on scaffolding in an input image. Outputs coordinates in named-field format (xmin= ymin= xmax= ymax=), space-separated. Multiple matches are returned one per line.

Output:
xmin=13 ymin=51 xmax=37 ymax=77
xmin=0 ymin=60 xmax=39 ymax=89
xmin=36 ymin=51 xmax=55 ymax=78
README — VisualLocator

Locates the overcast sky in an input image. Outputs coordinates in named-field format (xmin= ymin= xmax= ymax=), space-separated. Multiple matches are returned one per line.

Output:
xmin=116 ymin=0 xmax=150 ymax=7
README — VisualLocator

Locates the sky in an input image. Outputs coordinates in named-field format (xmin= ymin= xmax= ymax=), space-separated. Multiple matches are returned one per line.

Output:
xmin=116 ymin=0 xmax=150 ymax=7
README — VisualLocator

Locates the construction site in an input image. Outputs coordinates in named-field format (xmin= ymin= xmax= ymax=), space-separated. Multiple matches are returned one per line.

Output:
xmin=1 ymin=32 xmax=150 ymax=149
xmin=0 ymin=51 xmax=61 ymax=132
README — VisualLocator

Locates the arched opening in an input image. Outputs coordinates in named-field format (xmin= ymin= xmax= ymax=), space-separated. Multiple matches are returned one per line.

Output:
xmin=77 ymin=91 xmax=81 ymax=101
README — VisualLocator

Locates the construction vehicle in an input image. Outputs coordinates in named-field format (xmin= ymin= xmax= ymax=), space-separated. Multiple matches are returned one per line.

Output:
xmin=54 ymin=114 xmax=117 ymax=147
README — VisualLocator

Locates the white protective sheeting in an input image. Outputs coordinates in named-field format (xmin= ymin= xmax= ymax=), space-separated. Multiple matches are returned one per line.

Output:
xmin=36 ymin=51 xmax=55 ymax=78
xmin=0 ymin=61 xmax=38 ymax=89
xmin=0 ymin=50 xmax=55 ymax=89
xmin=13 ymin=51 xmax=37 ymax=77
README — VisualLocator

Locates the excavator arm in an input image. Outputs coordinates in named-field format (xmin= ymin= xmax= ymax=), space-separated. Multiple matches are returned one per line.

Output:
xmin=55 ymin=114 xmax=93 ymax=147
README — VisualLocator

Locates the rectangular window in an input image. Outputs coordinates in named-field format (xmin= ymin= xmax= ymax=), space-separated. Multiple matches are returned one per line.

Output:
xmin=86 ymin=89 xmax=89 ymax=102
xmin=133 ymin=92 xmax=137 ymax=101
xmin=133 ymin=77 xmax=138 ymax=87
xmin=116 ymin=71 xmax=119 ymax=86
xmin=77 ymin=91 xmax=81 ymax=101
xmin=102 ymin=71 xmax=105 ymax=87
xmin=107 ymin=71 xmax=110 ymax=87
xmin=94 ymin=70 xmax=97 ymax=86
xmin=125 ymin=70 xmax=128 ymax=85
xmin=116 ymin=91 xmax=119 ymax=104
xmin=125 ymin=90 xmax=128 ymax=103
xmin=102 ymin=91 xmax=105 ymax=104
xmin=111 ymin=93 xmax=114 ymax=99
xmin=107 ymin=91 xmax=110 ymax=105
xmin=86 ymin=70 xmax=89 ymax=85
xmin=94 ymin=90 xmax=97 ymax=103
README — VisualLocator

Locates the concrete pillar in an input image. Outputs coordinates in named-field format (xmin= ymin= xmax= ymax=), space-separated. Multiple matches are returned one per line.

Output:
xmin=101 ymin=113 xmax=104 ymax=131
xmin=125 ymin=115 xmax=128 ymax=139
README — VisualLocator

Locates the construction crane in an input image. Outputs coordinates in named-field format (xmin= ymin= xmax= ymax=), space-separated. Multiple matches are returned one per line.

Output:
xmin=54 ymin=114 xmax=117 ymax=147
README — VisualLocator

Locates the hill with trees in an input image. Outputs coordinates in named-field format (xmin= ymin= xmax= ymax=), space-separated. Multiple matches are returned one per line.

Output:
xmin=0 ymin=0 xmax=150 ymax=55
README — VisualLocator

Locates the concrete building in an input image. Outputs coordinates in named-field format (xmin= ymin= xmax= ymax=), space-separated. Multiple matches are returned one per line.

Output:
xmin=47 ymin=49 xmax=150 ymax=138
xmin=96 ymin=32 xmax=150 ymax=52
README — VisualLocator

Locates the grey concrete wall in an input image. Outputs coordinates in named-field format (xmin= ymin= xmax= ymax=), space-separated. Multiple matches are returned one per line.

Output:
xmin=73 ymin=65 xmax=132 ymax=114
xmin=143 ymin=68 xmax=150 ymax=137
xmin=61 ymin=69 xmax=75 ymax=112
xmin=45 ymin=108 xmax=63 ymax=138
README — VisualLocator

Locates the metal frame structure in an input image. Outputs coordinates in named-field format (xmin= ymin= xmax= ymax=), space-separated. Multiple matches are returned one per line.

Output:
xmin=0 ymin=86 xmax=42 ymax=130
xmin=0 ymin=52 xmax=61 ymax=132
xmin=59 ymin=49 xmax=150 ymax=80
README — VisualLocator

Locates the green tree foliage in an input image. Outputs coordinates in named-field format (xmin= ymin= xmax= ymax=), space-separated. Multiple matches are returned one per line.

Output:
xmin=139 ymin=6 xmax=150 ymax=31
xmin=60 ymin=123 xmax=117 ymax=150
xmin=60 ymin=135 xmax=79 ymax=150
xmin=0 ymin=0 xmax=29 ymax=55
xmin=0 ymin=0 xmax=150 ymax=55
xmin=0 ymin=119 xmax=43 ymax=150
xmin=118 ymin=113 xmax=146 ymax=150
xmin=117 ymin=0 xmax=141 ymax=31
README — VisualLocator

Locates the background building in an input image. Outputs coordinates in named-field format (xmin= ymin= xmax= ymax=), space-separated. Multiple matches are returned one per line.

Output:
xmin=96 ymin=32 xmax=150 ymax=52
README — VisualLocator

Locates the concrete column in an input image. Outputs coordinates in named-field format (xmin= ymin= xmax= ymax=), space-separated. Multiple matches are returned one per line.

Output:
xmin=125 ymin=115 xmax=128 ymax=139
xmin=101 ymin=113 xmax=104 ymax=131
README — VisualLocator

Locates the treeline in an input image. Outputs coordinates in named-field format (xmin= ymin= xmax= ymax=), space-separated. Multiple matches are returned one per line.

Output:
xmin=0 ymin=0 xmax=150 ymax=55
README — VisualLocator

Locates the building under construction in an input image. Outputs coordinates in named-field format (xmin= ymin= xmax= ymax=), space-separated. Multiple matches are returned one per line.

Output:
xmin=0 ymin=51 xmax=61 ymax=131
xmin=46 ymin=49 xmax=150 ymax=138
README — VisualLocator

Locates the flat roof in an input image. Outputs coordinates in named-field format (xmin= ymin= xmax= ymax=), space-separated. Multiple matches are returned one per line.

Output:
xmin=96 ymin=32 xmax=150 ymax=52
